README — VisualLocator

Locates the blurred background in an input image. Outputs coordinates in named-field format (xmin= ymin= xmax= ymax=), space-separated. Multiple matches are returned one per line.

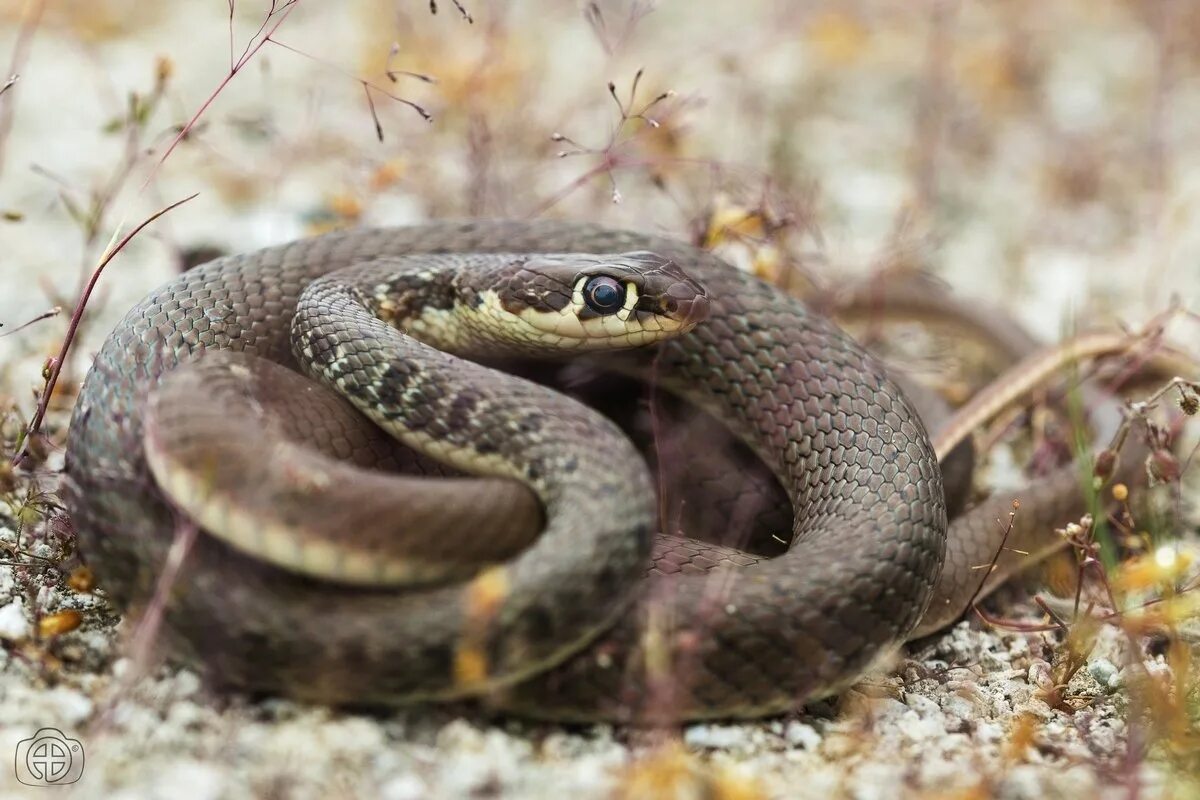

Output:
xmin=1 ymin=0 xmax=1197 ymax=393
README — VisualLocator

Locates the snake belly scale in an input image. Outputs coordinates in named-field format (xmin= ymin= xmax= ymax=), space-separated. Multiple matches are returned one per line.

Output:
xmin=64 ymin=220 xmax=946 ymax=722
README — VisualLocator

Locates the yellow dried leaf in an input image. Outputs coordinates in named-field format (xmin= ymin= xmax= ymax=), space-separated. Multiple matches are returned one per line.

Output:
xmin=327 ymin=193 xmax=363 ymax=221
xmin=959 ymin=47 xmax=1020 ymax=110
xmin=750 ymin=245 xmax=783 ymax=282
xmin=704 ymin=198 xmax=765 ymax=248
xmin=1113 ymin=548 xmax=1194 ymax=592
xmin=617 ymin=744 xmax=693 ymax=800
xmin=807 ymin=11 xmax=869 ymax=66
xmin=369 ymin=159 xmax=408 ymax=191
xmin=616 ymin=743 xmax=766 ymax=800
xmin=1005 ymin=713 xmax=1039 ymax=762
xmin=1147 ymin=592 xmax=1200 ymax=626
xmin=38 ymin=610 xmax=82 ymax=639
xmin=67 ymin=566 xmax=95 ymax=593
xmin=155 ymin=55 xmax=173 ymax=83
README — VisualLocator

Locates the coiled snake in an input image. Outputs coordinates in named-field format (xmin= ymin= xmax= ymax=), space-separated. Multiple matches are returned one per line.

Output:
xmin=63 ymin=220 xmax=1094 ymax=722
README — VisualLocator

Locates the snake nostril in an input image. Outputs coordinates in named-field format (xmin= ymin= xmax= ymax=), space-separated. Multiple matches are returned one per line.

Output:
xmin=664 ymin=298 xmax=679 ymax=314
xmin=683 ymin=293 xmax=710 ymax=324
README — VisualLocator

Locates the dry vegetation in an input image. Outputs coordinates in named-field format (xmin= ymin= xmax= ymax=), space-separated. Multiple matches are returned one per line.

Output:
xmin=0 ymin=1 xmax=1198 ymax=798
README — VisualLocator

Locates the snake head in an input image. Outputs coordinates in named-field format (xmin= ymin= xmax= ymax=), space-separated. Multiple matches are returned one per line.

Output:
xmin=479 ymin=251 xmax=709 ymax=350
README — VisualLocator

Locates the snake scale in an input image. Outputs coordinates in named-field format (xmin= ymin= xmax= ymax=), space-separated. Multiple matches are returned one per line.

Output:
xmin=63 ymin=220 xmax=1093 ymax=722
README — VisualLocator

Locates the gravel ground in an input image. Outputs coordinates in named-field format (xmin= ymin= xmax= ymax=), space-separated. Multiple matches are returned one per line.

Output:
xmin=0 ymin=2 xmax=1198 ymax=798
xmin=1 ymin=525 xmax=1195 ymax=799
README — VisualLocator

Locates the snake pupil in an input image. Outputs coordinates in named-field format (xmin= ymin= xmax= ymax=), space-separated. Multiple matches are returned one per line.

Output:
xmin=583 ymin=276 xmax=626 ymax=314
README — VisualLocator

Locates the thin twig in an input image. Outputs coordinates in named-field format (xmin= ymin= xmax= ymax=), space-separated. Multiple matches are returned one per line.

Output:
xmin=967 ymin=504 xmax=1020 ymax=624
xmin=147 ymin=1 xmax=301 ymax=185
xmin=0 ymin=307 xmax=59 ymax=338
xmin=429 ymin=0 xmax=473 ymax=23
xmin=267 ymin=38 xmax=432 ymax=128
xmin=12 ymin=193 xmax=198 ymax=466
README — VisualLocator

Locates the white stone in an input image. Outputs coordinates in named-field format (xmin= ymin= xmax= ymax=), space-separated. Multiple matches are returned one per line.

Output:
xmin=381 ymin=773 xmax=428 ymax=800
xmin=683 ymin=724 xmax=747 ymax=750
xmin=0 ymin=600 xmax=30 ymax=640
xmin=1088 ymin=657 xmax=1121 ymax=691
xmin=784 ymin=721 xmax=821 ymax=750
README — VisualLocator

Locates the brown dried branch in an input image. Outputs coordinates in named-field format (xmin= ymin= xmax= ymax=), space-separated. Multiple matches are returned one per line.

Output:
xmin=149 ymin=0 xmax=301 ymax=182
xmin=12 ymin=193 xmax=199 ymax=467
xmin=429 ymin=0 xmax=473 ymax=23
xmin=0 ymin=307 xmax=60 ymax=339
xmin=266 ymin=37 xmax=433 ymax=136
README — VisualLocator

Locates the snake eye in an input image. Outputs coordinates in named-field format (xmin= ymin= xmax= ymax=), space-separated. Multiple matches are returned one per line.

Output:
xmin=582 ymin=275 xmax=626 ymax=315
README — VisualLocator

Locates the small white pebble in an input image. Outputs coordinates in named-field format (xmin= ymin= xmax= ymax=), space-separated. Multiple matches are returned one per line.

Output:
xmin=981 ymin=649 xmax=1012 ymax=670
xmin=850 ymin=763 xmax=905 ymax=800
xmin=1004 ymin=764 xmax=1051 ymax=798
xmin=45 ymin=688 xmax=94 ymax=725
xmin=167 ymin=701 xmax=207 ymax=730
xmin=784 ymin=720 xmax=821 ymax=750
xmin=0 ymin=600 xmax=30 ymax=640
xmin=381 ymin=773 xmax=428 ymax=800
xmin=1027 ymin=660 xmax=1054 ymax=692
xmin=683 ymin=724 xmax=746 ymax=750
xmin=173 ymin=669 xmax=202 ymax=698
xmin=151 ymin=761 xmax=225 ymax=800
xmin=941 ymin=694 xmax=978 ymax=720
xmin=1088 ymin=658 xmax=1121 ymax=691
xmin=976 ymin=720 xmax=1003 ymax=744
xmin=904 ymin=693 xmax=940 ymax=716
xmin=860 ymin=696 xmax=910 ymax=723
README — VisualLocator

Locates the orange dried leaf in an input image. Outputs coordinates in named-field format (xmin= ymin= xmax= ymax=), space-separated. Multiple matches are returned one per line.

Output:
xmin=155 ymin=55 xmax=174 ymax=83
xmin=38 ymin=610 xmax=82 ymax=639
xmin=807 ymin=11 xmax=869 ymax=66
xmin=369 ymin=159 xmax=407 ymax=191
xmin=327 ymin=193 xmax=363 ymax=221
xmin=1113 ymin=549 xmax=1194 ymax=592
xmin=1146 ymin=593 xmax=1200 ymax=626
xmin=616 ymin=743 xmax=766 ymax=800
xmin=67 ymin=566 xmax=95 ymax=593
xmin=750 ymin=245 xmax=783 ymax=282
xmin=704 ymin=199 xmax=765 ymax=248
xmin=1005 ymin=713 xmax=1039 ymax=762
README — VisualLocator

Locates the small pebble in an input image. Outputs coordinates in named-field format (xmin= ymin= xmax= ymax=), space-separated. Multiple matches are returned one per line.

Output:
xmin=381 ymin=773 xmax=428 ymax=800
xmin=904 ymin=693 xmax=940 ymax=716
xmin=0 ymin=600 xmax=30 ymax=640
xmin=683 ymin=724 xmax=747 ymax=750
xmin=784 ymin=721 xmax=821 ymax=750
xmin=1088 ymin=658 xmax=1121 ymax=692
xmin=942 ymin=693 xmax=979 ymax=721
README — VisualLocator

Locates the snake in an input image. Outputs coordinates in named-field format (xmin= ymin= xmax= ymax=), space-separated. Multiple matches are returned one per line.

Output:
xmin=62 ymin=219 xmax=1108 ymax=722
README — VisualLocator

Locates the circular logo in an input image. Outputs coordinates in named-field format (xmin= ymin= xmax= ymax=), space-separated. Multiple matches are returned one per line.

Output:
xmin=26 ymin=736 xmax=74 ymax=783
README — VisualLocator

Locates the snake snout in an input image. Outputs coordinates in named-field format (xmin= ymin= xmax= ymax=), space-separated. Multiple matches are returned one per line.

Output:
xmin=676 ymin=286 xmax=710 ymax=326
xmin=662 ymin=277 xmax=710 ymax=329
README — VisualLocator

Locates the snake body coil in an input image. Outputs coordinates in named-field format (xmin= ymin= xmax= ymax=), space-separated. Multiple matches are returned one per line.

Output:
xmin=64 ymin=220 xmax=948 ymax=721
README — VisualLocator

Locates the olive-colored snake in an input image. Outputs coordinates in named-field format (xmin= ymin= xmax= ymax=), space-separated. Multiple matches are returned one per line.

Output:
xmin=63 ymin=220 xmax=1099 ymax=722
